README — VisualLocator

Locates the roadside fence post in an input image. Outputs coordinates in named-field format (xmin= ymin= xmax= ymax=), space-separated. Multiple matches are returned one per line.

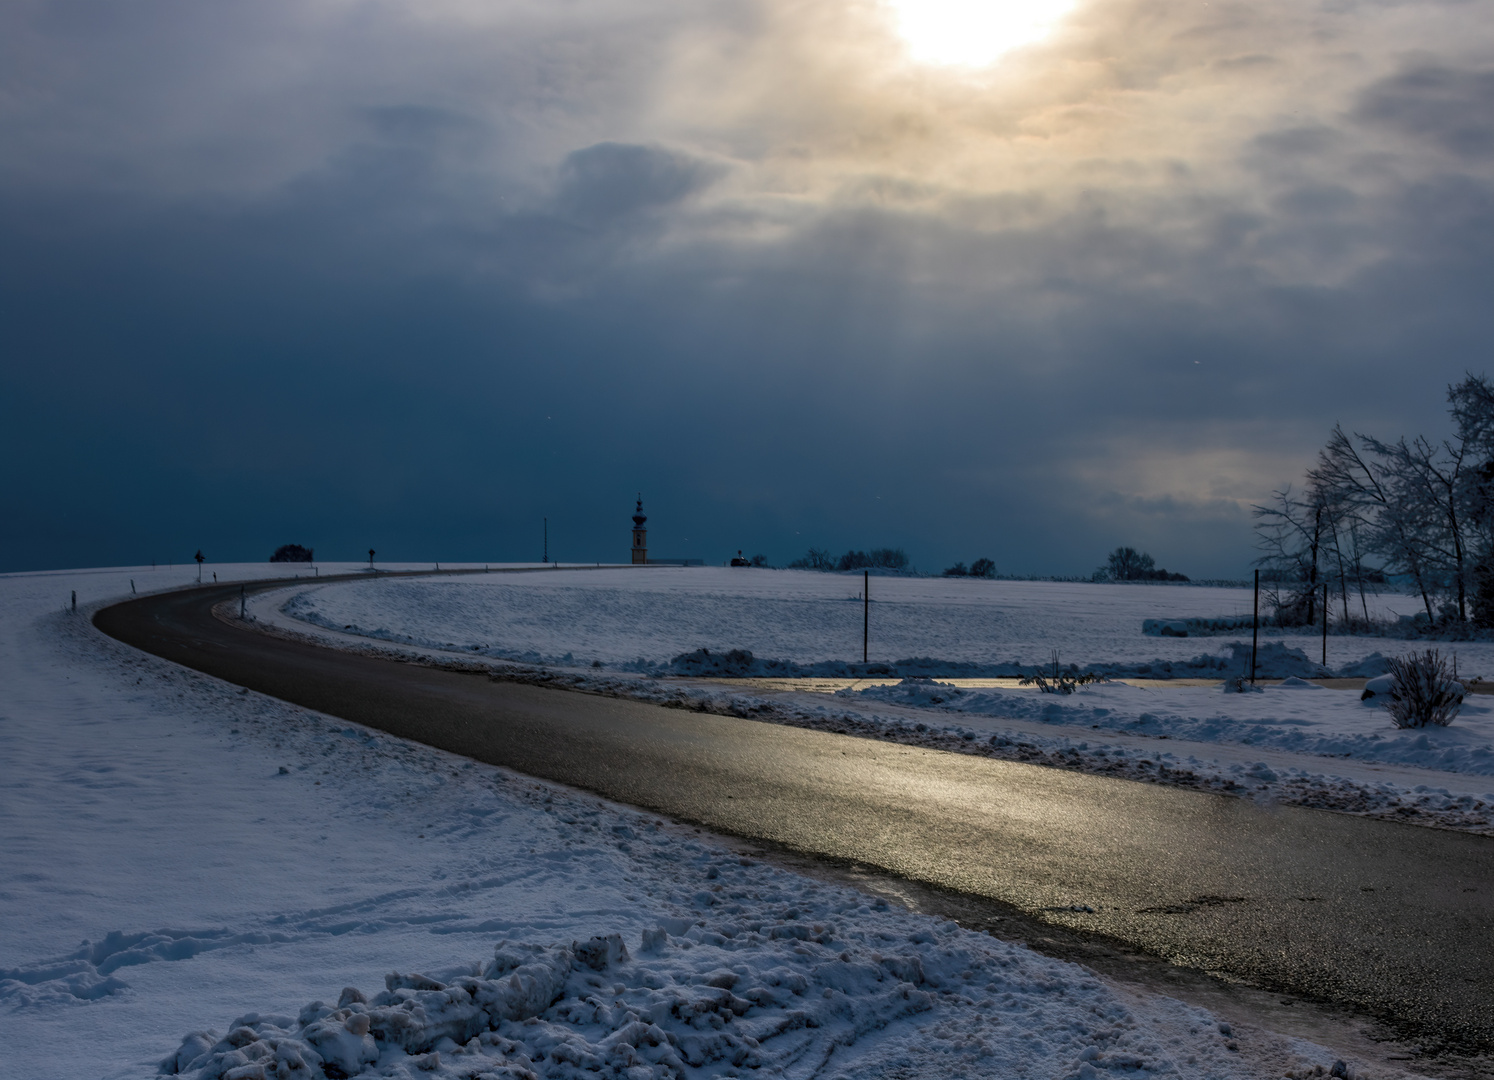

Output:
xmin=863 ymin=570 xmax=869 ymax=664
xmin=240 ymin=585 xmax=247 ymax=620
xmin=71 ymin=590 xmax=77 ymax=612
xmin=1251 ymin=569 xmax=1259 ymax=684
xmin=1322 ymin=582 xmax=1328 ymax=668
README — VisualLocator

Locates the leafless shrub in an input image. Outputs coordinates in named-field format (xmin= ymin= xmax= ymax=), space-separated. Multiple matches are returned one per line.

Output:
xmin=1020 ymin=651 xmax=1108 ymax=695
xmin=1383 ymin=649 xmax=1463 ymax=728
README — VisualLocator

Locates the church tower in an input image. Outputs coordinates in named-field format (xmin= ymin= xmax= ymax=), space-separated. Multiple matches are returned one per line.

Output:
xmin=631 ymin=495 xmax=648 ymax=565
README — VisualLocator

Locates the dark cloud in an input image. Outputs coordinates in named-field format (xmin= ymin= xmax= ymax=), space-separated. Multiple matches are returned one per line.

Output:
xmin=359 ymin=105 xmax=489 ymax=145
xmin=1248 ymin=125 xmax=1342 ymax=161
xmin=556 ymin=142 xmax=723 ymax=224
xmin=1355 ymin=63 xmax=1494 ymax=161
xmin=1 ymin=0 xmax=1492 ymax=577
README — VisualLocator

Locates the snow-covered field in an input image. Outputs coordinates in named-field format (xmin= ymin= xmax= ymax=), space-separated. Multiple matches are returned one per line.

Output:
xmin=265 ymin=569 xmax=1494 ymax=834
xmin=0 ymin=564 xmax=1399 ymax=1079
xmin=276 ymin=567 xmax=1469 ymax=675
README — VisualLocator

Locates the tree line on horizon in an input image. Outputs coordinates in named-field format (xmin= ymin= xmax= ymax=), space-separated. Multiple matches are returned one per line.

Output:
xmin=1255 ymin=373 xmax=1494 ymax=628
xmin=1094 ymin=547 xmax=1189 ymax=583
xmin=788 ymin=547 xmax=910 ymax=572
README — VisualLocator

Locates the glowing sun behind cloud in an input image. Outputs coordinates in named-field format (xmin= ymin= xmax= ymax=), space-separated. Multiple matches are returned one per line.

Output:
xmin=884 ymin=0 xmax=1078 ymax=67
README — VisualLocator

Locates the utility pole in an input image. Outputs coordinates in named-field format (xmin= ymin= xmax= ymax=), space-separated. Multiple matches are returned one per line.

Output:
xmin=543 ymin=518 xmax=548 ymax=564
xmin=1251 ymin=569 xmax=1260 ymax=684
xmin=863 ymin=570 xmax=869 ymax=664
xmin=1322 ymin=582 xmax=1329 ymax=668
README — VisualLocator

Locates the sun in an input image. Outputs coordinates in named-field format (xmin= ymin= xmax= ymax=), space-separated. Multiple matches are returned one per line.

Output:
xmin=883 ymin=0 xmax=1077 ymax=67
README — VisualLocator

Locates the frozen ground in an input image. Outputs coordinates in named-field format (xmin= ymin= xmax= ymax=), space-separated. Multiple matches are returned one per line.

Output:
xmin=0 ymin=564 xmax=1405 ymax=1079
xmin=263 ymin=569 xmax=1494 ymax=835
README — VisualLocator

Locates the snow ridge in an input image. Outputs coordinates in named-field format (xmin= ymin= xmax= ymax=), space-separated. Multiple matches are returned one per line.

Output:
xmin=159 ymin=909 xmax=1257 ymax=1080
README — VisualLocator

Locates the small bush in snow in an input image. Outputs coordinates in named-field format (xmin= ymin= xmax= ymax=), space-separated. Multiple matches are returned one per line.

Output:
xmin=1223 ymin=675 xmax=1263 ymax=694
xmin=1020 ymin=651 xmax=1107 ymax=695
xmin=1382 ymin=650 xmax=1463 ymax=728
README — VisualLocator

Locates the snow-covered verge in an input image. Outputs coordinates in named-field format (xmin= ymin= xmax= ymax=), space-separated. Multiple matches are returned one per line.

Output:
xmin=0 ymin=566 xmax=1400 ymax=1080
xmin=843 ymin=678 xmax=1494 ymax=779
xmin=273 ymin=568 xmax=1494 ymax=677
xmin=257 ymin=577 xmax=1494 ymax=836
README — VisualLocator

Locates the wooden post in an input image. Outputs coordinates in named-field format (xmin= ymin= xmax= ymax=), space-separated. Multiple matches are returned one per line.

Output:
xmin=863 ymin=570 xmax=869 ymax=664
xmin=1251 ymin=569 xmax=1259 ymax=684
xmin=71 ymin=590 xmax=76 ymax=612
xmin=1322 ymin=582 xmax=1328 ymax=668
xmin=240 ymin=585 xmax=247 ymax=620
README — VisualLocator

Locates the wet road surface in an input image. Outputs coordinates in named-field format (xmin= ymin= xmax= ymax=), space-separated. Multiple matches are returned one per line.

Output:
xmin=94 ymin=581 xmax=1494 ymax=1054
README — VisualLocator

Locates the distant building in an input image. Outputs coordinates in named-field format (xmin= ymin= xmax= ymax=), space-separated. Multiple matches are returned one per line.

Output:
xmin=630 ymin=496 xmax=703 ymax=565
xmin=631 ymin=495 xmax=648 ymax=565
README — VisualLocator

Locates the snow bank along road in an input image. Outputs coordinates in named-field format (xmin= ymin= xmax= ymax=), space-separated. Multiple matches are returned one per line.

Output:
xmin=96 ymin=581 xmax=1494 ymax=1056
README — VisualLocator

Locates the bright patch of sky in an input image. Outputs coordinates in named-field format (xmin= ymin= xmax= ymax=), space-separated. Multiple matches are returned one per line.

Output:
xmin=884 ymin=0 xmax=1078 ymax=67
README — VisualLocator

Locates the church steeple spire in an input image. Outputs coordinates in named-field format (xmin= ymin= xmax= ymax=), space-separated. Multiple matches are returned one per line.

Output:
xmin=631 ymin=495 xmax=648 ymax=564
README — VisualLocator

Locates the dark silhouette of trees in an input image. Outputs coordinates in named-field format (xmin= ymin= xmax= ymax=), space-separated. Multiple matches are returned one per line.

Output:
xmin=1259 ymin=373 xmax=1494 ymax=626
xmin=944 ymin=557 xmax=997 ymax=578
xmin=1100 ymin=547 xmax=1189 ymax=582
xmin=789 ymin=547 xmax=909 ymax=572
xmin=270 ymin=544 xmax=314 ymax=563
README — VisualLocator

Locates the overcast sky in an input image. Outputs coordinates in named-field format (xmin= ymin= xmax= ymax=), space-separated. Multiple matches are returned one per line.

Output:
xmin=3 ymin=0 xmax=1491 ymax=576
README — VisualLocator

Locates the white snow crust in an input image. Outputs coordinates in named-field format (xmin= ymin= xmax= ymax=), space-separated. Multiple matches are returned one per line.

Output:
xmin=0 ymin=564 xmax=1407 ymax=1078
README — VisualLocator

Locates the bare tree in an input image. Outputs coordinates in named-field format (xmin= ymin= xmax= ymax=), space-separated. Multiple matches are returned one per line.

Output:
xmin=1252 ymin=485 xmax=1330 ymax=624
xmin=1360 ymin=433 xmax=1472 ymax=621
xmin=1309 ymin=426 xmax=1436 ymax=621
xmin=1106 ymin=547 xmax=1153 ymax=581
xmin=1277 ymin=375 xmax=1494 ymax=628
xmin=1450 ymin=374 xmax=1494 ymax=623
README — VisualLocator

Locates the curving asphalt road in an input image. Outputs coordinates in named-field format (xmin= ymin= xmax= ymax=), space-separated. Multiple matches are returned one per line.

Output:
xmin=94 ymin=580 xmax=1494 ymax=1054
